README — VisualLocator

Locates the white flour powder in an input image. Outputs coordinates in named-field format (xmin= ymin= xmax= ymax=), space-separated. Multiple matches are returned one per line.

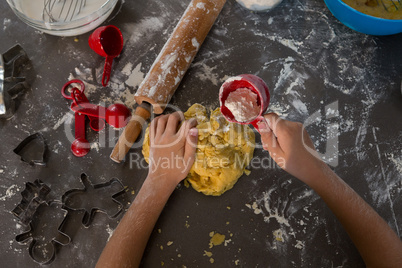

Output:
xmin=225 ymin=88 xmax=260 ymax=122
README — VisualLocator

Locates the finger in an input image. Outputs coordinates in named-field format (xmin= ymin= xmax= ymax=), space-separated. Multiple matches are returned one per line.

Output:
xmin=178 ymin=117 xmax=197 ymax=138
xmin=183 ymin=128 xmax=198 ymax=172
xmin=165 ymin=111 xmax=184 ymax=135
xmin=155 ymin=114 xmax=169 ymax=138
xmin=257 ymin=119 xmax=284 ymax=156
xmin=184 ymin=124 xmax=198 ymax=171
xmin=149 ymin=116 xmax=160 ymax=144
xmin=264 ymin=113 xmax=289 ymax=137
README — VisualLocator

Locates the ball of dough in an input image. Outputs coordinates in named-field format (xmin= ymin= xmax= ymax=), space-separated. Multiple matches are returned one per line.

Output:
xmin=142 ymin=103 xmax=255 ymax=196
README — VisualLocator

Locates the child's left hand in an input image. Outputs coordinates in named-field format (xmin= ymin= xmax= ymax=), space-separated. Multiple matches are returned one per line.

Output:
xmin=148 ymin=111 xmax=198 ymax=185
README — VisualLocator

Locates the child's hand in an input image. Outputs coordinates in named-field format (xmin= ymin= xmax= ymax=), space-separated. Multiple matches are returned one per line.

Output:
xmin=257 ymin=113 xmax=326 ymax=183
xmin=148 ymin=111 xmax=198 ymax=185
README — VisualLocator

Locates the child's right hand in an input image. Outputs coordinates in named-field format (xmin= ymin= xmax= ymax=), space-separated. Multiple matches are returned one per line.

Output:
xmin=257 ymin=113 xmax=328 ymax=184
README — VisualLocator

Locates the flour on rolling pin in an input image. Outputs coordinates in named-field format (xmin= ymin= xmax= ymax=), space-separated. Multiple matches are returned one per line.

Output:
xmin=134 ymin=0 xmax=227 ymax=114
xmin=225 ymin=88 xmax=260 ymax=122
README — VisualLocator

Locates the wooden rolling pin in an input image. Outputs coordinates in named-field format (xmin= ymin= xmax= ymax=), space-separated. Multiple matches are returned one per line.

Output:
xmin=110 ymin=0 xmax=227 ymax=163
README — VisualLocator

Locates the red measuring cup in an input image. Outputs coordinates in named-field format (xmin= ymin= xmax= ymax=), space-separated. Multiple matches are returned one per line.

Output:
xmin=219 ymin=74 xmax=270 ymax=133
xmin=89 ymin=25 xmax=123 ymax=87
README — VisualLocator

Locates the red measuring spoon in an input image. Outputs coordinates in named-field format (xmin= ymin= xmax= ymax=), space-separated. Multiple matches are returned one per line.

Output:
xmin=71 ymin=112 xmax=90 ymax=157
xmin=219 ymin=74 xmax=270 ymax=133
xmin=89 ymin=25 xmax=123 ymax=87
xmin=62 ymin=79 xmax=106 ymax=131
xmin=62 ymin=79 xmax=131 ymax=128
xmin=71 ymin=101 xmax=131 ymax=129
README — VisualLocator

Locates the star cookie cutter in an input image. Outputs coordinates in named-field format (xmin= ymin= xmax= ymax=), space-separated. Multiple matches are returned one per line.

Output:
xmin=62 ymin=173 xmax=126 ymax=227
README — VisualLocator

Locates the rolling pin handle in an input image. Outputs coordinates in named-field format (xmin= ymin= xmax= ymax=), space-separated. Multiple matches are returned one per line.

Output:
xmin=110 ymin=102 xmax=152 ymax=163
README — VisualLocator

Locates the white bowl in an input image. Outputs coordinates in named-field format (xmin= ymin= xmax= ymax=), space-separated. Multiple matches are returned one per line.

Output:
xmin=6 ymin=0 xmax=118 ymax=36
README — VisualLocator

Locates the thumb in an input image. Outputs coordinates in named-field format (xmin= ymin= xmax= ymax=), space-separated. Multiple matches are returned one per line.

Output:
xmin=184 ymin=127 xmax=198 ymax=161
xmin=181 ymin=118 xmax=198 ymax=163
xmin=183 ymin=127 xmax=198 ymax=174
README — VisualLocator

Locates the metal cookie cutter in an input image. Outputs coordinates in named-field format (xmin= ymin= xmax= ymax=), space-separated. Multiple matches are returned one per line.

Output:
xmin=12 ymin=180 xmax=51 ymax=225
xmin=13 ymin=133 xmax=47 ymax=166
xmin=15 ymin=202 xmax=71 ymax=265
xmin=0 ymin=44 xmax=30 ymax=119
xmin=12 ymin=180 xmax=71 ymax=265
xmin=62 ymin=173 xmax=126 ymax=227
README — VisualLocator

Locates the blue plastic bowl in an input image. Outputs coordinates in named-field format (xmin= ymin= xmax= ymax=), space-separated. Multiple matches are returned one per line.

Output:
xmin=324 ymin=0 xmax=402 ymax=35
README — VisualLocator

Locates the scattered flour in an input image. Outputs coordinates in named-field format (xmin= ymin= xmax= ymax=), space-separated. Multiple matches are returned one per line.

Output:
xmin=194 ymin=63 xmax=220 ymax=86
xmin=106 ymin=224 xmax=115 ymax=242
xmin=53 ymin=112 xmax=73 ymax=130
xmin=90 ymin=142 xmax=100 ymax=152
xmin=387 ymin=153 xmax=402 ymax=174
xmin=123 ymin=62 xmax=145 ymax=88
xmin=3 ymin=18 xmax=11 ymax=30
xmin=294 ymin=240 xmax=305 ymax=249
xmin=125 ymin=17 xmax=165 ymax=44
xmin=266 ymin=36 xmax=302 ymax=53
xmin=0 ymin=185 xmax=19 ymax=201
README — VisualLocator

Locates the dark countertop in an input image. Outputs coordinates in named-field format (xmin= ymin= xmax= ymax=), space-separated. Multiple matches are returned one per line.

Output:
xmin=1 ymin=0 xmax=401 ymax=267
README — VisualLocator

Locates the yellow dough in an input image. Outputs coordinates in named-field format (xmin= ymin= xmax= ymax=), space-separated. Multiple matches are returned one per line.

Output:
xmin=142 ymin=103 xmax=255 ymax=196
xmin=342 ymin=0 xmax=402 ymax=20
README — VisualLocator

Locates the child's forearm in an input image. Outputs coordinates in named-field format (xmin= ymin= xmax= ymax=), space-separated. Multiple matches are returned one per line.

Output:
xmin=96 ymin=174 xmax=177 ymax=268
xmin=306 ymin=165 xmax=402 ymax=267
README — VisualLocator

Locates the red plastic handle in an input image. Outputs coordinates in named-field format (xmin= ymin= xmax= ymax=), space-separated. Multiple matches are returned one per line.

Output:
xmin=102 ymin=56 xmax=114 ymax=86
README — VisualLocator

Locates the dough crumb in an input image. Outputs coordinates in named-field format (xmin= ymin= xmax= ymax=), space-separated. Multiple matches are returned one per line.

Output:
xmin=273 ymin=229 xmax=284 ymax=242
xmin=209 ymin=232 xmax=226 ymax=248
xmin=203 ymin=250 xmax=213 ymax=257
